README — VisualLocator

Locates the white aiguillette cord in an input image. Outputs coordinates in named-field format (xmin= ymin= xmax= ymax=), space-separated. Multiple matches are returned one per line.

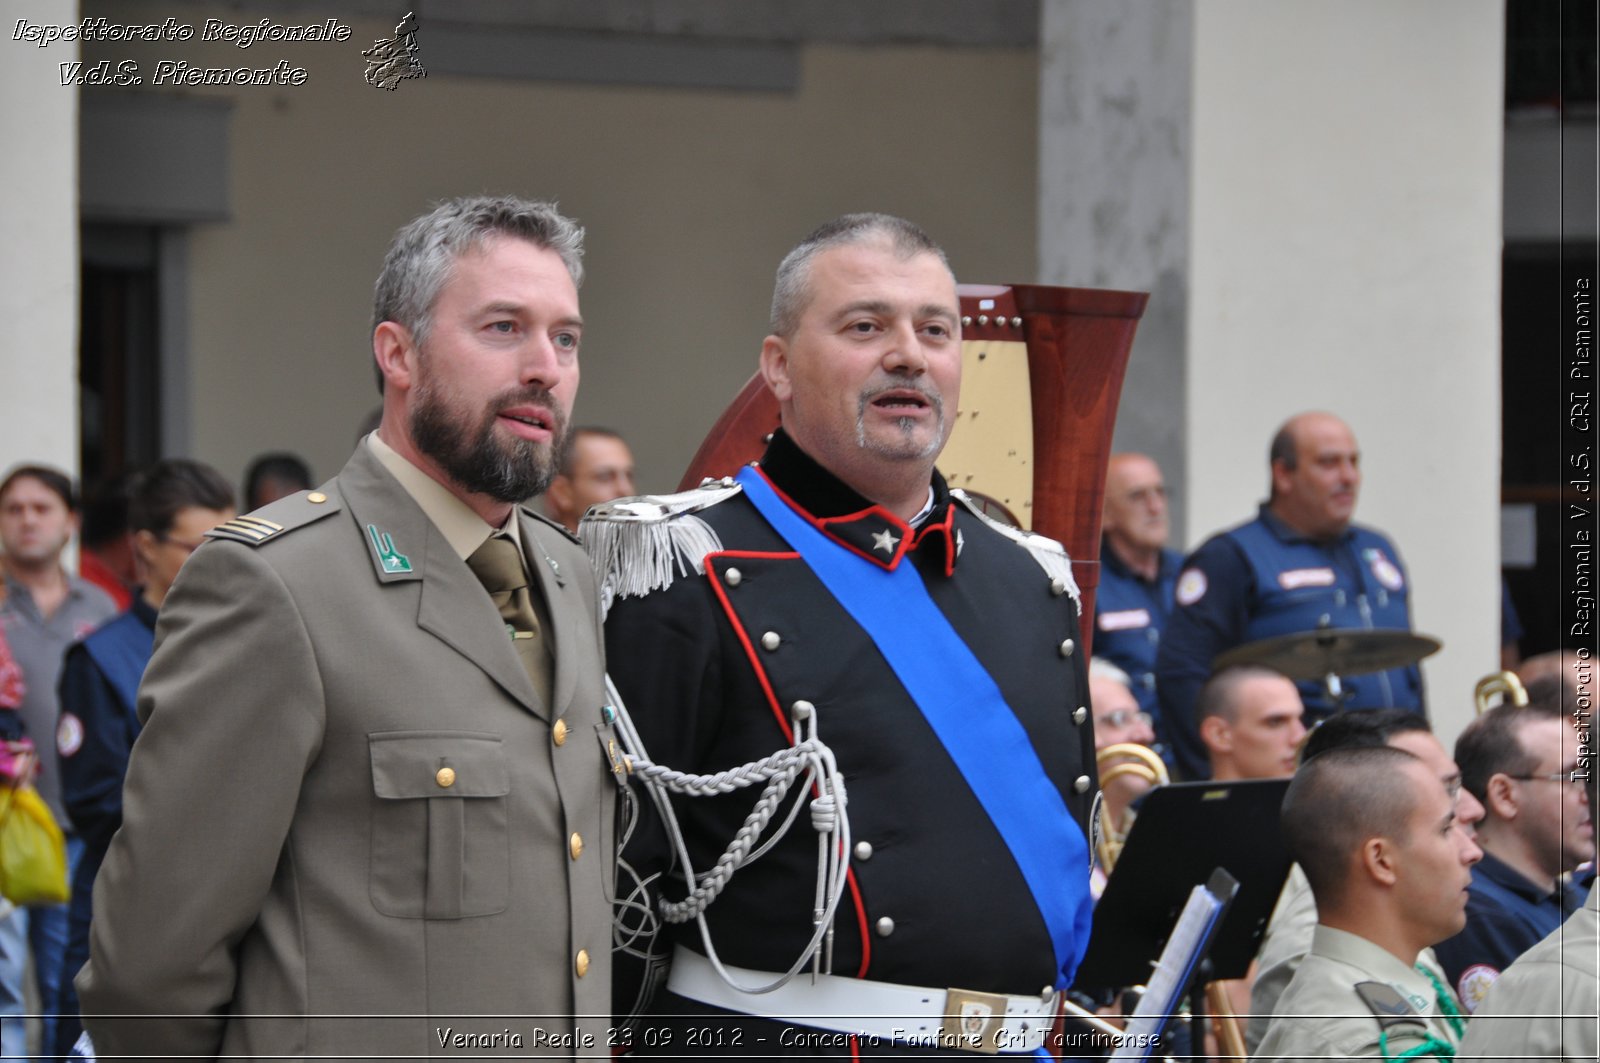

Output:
xmin=605 ymin=673 xmax=851 ymax=997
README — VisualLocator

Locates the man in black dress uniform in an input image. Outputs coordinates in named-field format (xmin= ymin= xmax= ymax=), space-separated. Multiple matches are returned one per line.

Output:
xmin=588 ymin=214 xmax=1096 ymax=1057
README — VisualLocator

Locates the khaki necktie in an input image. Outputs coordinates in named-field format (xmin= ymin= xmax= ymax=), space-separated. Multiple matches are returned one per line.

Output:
xmin=465 ymin=535 xmax=554 ymax=710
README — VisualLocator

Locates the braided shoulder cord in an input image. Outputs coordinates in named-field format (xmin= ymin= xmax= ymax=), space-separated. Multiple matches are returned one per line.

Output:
xmin=605 ymin=674 xmax=852 ymax=997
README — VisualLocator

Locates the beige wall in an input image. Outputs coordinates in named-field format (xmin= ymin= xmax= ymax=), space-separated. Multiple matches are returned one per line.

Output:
xmin=79 ymin=5 xmax=1038 ymax=494
xmin=1187 ymin=0 xmax=1504 ymax=744
xmin=1 ymin=0 xmax=78 ymax=482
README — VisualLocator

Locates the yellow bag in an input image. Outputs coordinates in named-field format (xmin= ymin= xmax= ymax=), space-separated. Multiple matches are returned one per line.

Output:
xmin=0 ymin=783 xmax=69 ymax=905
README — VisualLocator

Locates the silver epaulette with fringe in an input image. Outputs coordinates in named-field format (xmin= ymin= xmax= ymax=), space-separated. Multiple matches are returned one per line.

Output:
xmin=949 ymin=489 xmax=1081 ymax=606
xmin=580 ymin=478 xmax=744 ymax=617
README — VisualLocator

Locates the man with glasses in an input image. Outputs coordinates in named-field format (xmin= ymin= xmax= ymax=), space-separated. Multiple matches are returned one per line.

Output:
xmin=1088 ymin=659 xmax=1159 ymax=900
xmin=1433 ymin=693 xmax=1593 ymax=1012
xmin=1089 ymin=657 xmax=1158 ymax=750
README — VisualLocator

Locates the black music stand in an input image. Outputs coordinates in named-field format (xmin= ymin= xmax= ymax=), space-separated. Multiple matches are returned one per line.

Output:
xmin=1073 ymin=777 xmax=1293 ymax=993
xmin=1109 ymin=867 xmax=1240 ymax=1060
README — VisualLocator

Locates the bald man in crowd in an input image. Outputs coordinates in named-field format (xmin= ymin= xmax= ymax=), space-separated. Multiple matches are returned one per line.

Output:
xmin=1255 ymin=746 xmax=1480 ymax=1062
xmin=1094 ymin=453 xmax=1181 ymax=760
xmin=1156 ymin=412 xmax=1423 ymax=779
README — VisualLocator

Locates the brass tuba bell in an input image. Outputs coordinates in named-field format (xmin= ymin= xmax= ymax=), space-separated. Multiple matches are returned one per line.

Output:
xmin=1473 ymin=670 xmax=1528 ymax=715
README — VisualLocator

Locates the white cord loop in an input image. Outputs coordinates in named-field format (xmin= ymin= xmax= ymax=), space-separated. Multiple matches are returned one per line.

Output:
xmin=606 ymin=675 xmax=851 ymax=997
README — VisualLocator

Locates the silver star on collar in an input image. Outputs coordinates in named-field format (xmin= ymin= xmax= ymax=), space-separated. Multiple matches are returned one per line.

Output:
xmin=871 ymin=528 xmax=900 ymax=554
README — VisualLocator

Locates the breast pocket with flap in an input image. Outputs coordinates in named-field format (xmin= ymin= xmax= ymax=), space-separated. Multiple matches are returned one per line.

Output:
xmin=368 ymin=730 xmax=510 ymax=919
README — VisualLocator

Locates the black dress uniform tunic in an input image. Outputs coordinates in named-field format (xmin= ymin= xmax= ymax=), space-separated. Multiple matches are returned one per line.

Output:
xmin=601 ymin=431 xmax=1096 ymax=1056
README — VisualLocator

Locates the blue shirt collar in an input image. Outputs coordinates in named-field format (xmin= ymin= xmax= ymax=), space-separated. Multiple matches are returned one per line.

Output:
xmin=1100 ymin=535 xmax=1178 ymax=584
xmin=1256 ymin=502 xmax=1356 ymax=547
xmin=1474 ymin=849 xmax=1582 ymax=910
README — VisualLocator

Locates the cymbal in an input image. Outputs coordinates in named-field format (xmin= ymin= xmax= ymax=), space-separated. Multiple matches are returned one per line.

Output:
xmin=1213 ymin=628 xmax=1442 ymax=680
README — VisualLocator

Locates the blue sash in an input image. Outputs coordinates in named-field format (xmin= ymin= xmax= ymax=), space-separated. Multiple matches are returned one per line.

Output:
xmin=735 ymin=466 xmax=1091 ymax=987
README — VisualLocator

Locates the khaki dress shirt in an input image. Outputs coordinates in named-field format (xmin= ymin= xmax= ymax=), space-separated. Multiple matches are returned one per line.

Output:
xmin=1256 ymin=925 xmax=1465 ymax=1063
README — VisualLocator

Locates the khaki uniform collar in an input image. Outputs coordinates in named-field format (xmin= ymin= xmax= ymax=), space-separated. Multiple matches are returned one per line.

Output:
xmin=1312 ymin=925 xmax=1435 ymax=1012
xmin=367 ymin=431 xmax=523 ymax=562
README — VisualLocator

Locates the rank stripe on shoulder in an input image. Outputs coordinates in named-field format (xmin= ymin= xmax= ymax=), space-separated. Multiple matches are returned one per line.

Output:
xmin=205 ymin=489 xmax=342 ymax=547
xmin=213 ymin=519 xmax=274 ymax=541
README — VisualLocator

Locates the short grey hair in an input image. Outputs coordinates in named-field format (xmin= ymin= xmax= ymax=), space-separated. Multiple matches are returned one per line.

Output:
xmin=371 ymin=195 xmax=584 ymax=391
xmin=769 ymin=213 xmax=950 ymax=338
xmin=1089 ymin=657 xmax=1132 ymax=689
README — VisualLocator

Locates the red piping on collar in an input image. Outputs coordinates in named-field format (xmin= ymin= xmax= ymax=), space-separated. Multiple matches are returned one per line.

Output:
xmin=910 ymin=504 xmax=959 ymax=577
xmin=754 ymin=465 xmax=912 ymax=572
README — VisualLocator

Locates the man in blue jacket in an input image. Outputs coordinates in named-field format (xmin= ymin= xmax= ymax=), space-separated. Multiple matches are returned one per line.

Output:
xmin=1155 ymin=412 xmax=1422 ymax=779
xmin=1093 ymin=452 xmax=1181 ymax=765
xmin=1433 ymin=693 xmax=1591 ymax=1013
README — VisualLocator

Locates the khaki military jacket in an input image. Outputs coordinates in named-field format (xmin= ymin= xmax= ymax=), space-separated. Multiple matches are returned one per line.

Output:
xmin=78 ymin=444 xmax=618 ymax=1060
xmin=1250 ymin=867 xmax=1453 ymax=1055
xmin=1256 ymin=925 xmax=1464 ymax=1063
xmin=1459 ymin=885 xmax=1598 ymax=1063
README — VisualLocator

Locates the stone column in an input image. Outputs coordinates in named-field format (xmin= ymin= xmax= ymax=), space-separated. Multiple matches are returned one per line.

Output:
xmin=0 ymin=1 xmax=80 ymax=481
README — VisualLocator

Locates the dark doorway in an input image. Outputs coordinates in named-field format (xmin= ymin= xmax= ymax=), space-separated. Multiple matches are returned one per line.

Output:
xmin=80 ymin=225 xmax=162 ymax=487
xmin=1502 ymin=244 xmax=1599 ymax=657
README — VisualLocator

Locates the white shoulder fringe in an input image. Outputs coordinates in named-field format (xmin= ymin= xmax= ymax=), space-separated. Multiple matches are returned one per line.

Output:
xmin=579 ymin=478 xmax=743 ymax=617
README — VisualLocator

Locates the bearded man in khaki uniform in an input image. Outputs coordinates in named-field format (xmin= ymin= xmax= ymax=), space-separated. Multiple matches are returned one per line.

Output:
xmin=78 ymin=196 xmax=618 ymax=1060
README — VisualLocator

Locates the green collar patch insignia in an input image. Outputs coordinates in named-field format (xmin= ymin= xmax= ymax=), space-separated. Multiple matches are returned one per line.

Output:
xmin=367 ymin=524 xmax=413 ymax=573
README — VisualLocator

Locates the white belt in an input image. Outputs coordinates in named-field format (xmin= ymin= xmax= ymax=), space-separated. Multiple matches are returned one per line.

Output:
xmin=666 ymin=947 xmax=1058 ymax=1055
